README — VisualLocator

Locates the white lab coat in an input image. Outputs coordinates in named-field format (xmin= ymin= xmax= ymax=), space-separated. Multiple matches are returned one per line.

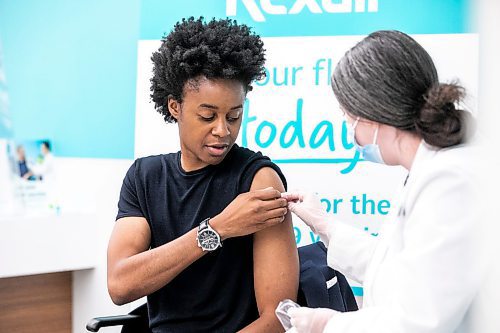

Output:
xmin=31 ymin=151 xmax=55 ymax=182
xmin=31 ymin=152 xmax=58 ymax=206
xmin=323 ymin=141 xmax=483 ymax=333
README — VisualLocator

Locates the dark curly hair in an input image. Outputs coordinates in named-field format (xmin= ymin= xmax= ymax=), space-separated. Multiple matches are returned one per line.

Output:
xmin=150 ymin=17 xmax=266 ymax=123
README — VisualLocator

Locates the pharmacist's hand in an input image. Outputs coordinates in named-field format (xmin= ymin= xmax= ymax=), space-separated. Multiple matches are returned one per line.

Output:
xmin=288 ymin=307 xmax=336 ymax=333
xmin=211 ymin=187 xmax=288 ymax=240
xmin=282 ymin=191 xmax=331 ymax=244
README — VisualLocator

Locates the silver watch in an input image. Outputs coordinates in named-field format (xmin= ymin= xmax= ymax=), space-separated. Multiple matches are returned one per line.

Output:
xmin=196 ymin=218 xmax=222 ymax=252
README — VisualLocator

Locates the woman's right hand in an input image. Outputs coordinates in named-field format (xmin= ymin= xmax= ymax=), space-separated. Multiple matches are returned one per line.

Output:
xmin=210 ymin=187 xmax=289 ymax=240
xmin=281 ymin=191 xmax=332 ymax=244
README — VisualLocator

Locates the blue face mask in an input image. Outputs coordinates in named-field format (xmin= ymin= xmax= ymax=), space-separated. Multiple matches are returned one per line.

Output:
xmin=348 ymin=117 xmax=386 ymax=164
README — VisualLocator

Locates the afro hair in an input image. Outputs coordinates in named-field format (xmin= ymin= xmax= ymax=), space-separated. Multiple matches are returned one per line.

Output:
xmin=150 ymin=16 xmax=266 ymax=123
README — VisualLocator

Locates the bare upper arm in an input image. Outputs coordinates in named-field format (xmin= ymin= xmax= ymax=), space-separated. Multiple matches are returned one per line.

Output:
xmin=107 ymin=216 xmax=151 ymax=271
xmin=250 ymin=167 xmax=299 ymax=315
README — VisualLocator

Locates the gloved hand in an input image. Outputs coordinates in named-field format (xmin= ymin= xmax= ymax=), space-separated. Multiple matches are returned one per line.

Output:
xmin=282 ymin=191 xmax=332 ymax=244
xmin=288 ymin=307 xmax=337 ymax=333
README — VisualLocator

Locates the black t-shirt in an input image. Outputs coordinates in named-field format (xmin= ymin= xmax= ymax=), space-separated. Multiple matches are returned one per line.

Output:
xmin=116 ymin=145 xmax=287 ymax=332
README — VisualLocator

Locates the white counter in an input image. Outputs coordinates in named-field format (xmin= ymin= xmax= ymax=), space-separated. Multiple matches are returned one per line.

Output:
xmin=0 ymin=213 xmax=96 ymax=278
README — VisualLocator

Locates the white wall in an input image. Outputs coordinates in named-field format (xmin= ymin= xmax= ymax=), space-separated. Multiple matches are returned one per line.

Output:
xmin=56 ymin=158 xmax=134 ymax=333
xmin=470 ymin=0 xmax=500 ymax=332
xmin=1 ymin=156 xmax=134 ymax=332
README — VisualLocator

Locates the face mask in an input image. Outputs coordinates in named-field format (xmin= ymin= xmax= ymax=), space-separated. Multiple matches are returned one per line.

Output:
xmin=348 ymin=117 xmax=386 ymax=164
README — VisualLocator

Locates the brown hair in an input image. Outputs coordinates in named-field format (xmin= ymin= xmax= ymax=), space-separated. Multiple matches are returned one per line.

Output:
xmin=332 ymin=30 xmax=475 ymax=148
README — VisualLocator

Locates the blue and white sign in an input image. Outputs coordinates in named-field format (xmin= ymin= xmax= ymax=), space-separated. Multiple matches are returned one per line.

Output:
xmin=134 ymin=0 xmax=478 ymax=295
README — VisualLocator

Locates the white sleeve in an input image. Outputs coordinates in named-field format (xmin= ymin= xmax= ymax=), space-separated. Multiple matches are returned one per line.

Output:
xmin=326 ymin=221 xmax=379 ymax=284
xmin=31 ymin=154 xmax=53 ymax=176
xmin=322 ymin=169 xmax=481 ymax=333
xmin=31 ymin=161 xmax=46 ymax=175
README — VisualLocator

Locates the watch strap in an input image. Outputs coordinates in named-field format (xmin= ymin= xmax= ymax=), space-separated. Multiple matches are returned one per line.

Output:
xmin=199 ymin=218 xmax=210 ymax=231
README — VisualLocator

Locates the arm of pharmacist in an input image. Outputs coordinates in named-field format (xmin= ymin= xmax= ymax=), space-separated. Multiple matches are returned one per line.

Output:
xmin=283 ymin=191 xmax=378 ymax=284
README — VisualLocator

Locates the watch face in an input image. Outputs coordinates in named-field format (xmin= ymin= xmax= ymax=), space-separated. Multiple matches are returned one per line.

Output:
xmin=198 ymin=229 xmax=220 ymax=251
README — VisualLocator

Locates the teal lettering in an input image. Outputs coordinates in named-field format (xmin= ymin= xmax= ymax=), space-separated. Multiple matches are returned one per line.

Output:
xmin=364 ymin=227 xmax=379 ymax=237
xmin=255 ymin=66 xmax=303 ymax=86
xmin=362 ymin=193 xmax=376 ymax=215
xmin=351 ymin=195 xmax=361 ymax=214
xmin=341 ymin=120 xmax=354 ymax=149
xmin=310 ymin=120 xmax=334 ymax=150
xmin=313 ymin=58 xmax=326 ymax=86
xmin=352 ymin=195 xmax=392 ymax=215
xmin=313 ymin=58 xmax=334 ymax=86
xmin=241 ymin=101 xmax=257 ymax=147
xmin=309 ymin=232 xmax=320 ymax=243
xmin=255 ymin=120 xmax=277 ymax=148
xmin=292 ymin=66 xmax=303 ymax=85
xmin=279 ymin=99 xmax=306 ymax=148
xmin=320 ymin=198 xmax=332 ymax=213
xmin=294 ymin=227 xmax=302 ymax=244
xmin=321 ymin=198 xmax=345 ymax=214
xmin=378 ymin=200 xmax=390 ymax=215
xmin=273 ymin=67 xmax=288 ymax=86
xmin=239 ymin=98 xmax=362 ymax=174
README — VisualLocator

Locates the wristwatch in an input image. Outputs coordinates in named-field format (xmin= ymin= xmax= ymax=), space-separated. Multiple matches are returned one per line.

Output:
xmin=196 ymin=218 xmax=222 ymax=252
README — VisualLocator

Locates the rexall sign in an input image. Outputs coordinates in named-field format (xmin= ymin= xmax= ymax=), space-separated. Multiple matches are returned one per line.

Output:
xmin=226 ymin=0 xmax=378 ymax=22
xmin=140 ymin=0 xmax=470 ymax=40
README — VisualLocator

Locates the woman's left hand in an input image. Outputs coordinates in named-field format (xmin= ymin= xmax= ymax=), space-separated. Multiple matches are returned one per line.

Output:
xmin=288 ymin=307 xmax=337 ymax=333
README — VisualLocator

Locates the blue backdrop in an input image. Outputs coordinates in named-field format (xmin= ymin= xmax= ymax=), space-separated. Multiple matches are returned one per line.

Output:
xmin=0 ymin=0 xmax=472 ymax=158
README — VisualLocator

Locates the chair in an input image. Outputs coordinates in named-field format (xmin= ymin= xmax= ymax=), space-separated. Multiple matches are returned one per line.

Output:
xmin=86 ymin=242 xmax=357 ymax=332
xmin=86 ymin=303 xmax=150 ymax=333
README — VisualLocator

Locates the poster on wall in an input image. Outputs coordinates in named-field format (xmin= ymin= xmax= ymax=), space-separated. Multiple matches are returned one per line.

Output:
xmin=1 ymin=138 xmax=60 ymax=218
xmin=133 ymin=0 xmax=477 ymax=295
